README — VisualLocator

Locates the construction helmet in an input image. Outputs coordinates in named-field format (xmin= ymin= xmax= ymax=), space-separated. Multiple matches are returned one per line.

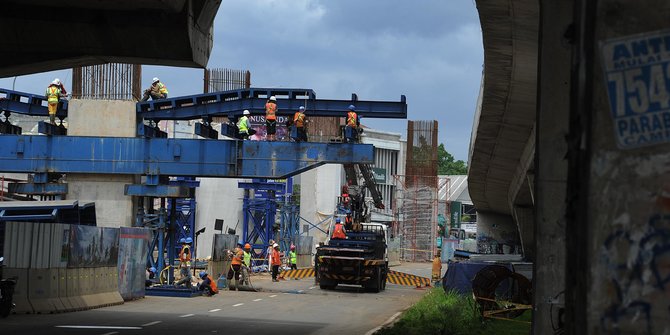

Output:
xmin=152 ymin=77 xmax=160 ymax=83
xmin=273 ymin=243 xmax=279 ymax=248
xmin=290 ymin=245 xmax=296 ymax=250
xmin=243 ymin=109 xmax=250 ymax=115
xmin=179 ymin=238 xmax=186 ymax=244
xmin=269 ymin=96 xmax=277 ymax=101
xmin=54 ymin=78 xmax=61 ymax=85
xmin=199 ymin=271 xmax=207 ymax=279
xmin=51 ymin=80 xmax=59 ymax=85
xmin=335 ymin=217 xmax=341 ymax=223
xmin=149 ymin=266 xmax=156 ymax=273
xmin=348 ymin=105 xmax=356 ymax=111
xmin=299 ymin=106 xmax=305 ymax=111
xmin=185 ymin=237 xmax=193 ymax=244
xmin=244 ymin=243 xmax=251 ymax=250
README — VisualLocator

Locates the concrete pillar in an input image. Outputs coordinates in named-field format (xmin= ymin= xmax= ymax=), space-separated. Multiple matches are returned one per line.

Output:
xmin=194 ymin=178 xmax=245 ymax=258
xmin=66 ymin=99 xmax=137 ymax=227
xmin=534 ymin=1 xmax=572 ymax=333
xmin=300 ymin=164 xmax=341 ymax=248
xmin=475 ymin=212 xmax=519 ymax=254
xmin=567 ymin=1 xmax=670 ymax=333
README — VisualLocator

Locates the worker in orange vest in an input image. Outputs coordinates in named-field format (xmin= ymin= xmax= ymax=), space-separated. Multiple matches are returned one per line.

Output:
xmin=198 ymin=271 xmax=219 ymax=296
xmin=332 ymin=218 xmax=347 ymax=239
xmin=344 ymin=104 xmax=360 ymax=143
xmin=293 ymin=106 xmax=308 ymax=142
xmin=271 ymin=243 xmax=282 ymax=282
xmin=227 ymin=243 xmax=244 ymax=290
xmin=175 ymin=237 xmax=193 ymax=287
xmin=265 ymin=96 xmax=278 ymax=141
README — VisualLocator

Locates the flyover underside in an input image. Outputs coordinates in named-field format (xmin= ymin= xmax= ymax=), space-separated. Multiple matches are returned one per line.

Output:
xmin=0 ymin=135 xmax=374 ymax=179
xmin=469 ymin=0 xmax=538 ymax=216
xmin=0 ymin=0 xmax=220 ymax=77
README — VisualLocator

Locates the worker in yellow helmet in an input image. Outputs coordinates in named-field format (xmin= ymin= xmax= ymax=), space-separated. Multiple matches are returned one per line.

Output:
xmin=45 ymin=79 xmax=65 ymax=124
xmin=141 ymin=77 xmax=169 ymax=101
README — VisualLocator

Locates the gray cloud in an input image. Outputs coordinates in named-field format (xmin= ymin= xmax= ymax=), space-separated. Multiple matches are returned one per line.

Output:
xmin=0 ymin=0 xmax=482 ymax=161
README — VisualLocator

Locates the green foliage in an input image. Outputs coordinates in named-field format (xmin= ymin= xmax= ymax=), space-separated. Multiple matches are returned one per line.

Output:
xmin=376 ymin=288 xmax=531 ymax=335
xmin=438 ymin=144 xmax=468 ymax=175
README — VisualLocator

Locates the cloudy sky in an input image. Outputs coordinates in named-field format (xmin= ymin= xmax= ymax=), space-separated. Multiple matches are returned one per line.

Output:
xmin=0 ymin=0 xmax=483 ymax=161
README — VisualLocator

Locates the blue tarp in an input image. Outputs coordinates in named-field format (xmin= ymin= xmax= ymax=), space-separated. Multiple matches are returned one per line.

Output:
xmin=442 ymin=261 xmax=512 ymax=295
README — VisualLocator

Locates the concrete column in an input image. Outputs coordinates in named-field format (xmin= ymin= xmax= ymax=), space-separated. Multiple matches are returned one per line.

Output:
xmin=300 ymin=164 xmax=341 ymax=248
xmin=66 ymin=99 xmax=137 ymax=228
xmin=572 ymin=1 xmax=670 ymax=333
xmin=194 ymin=178 xmax=245 ymax=258
xmin=534 ymin=1 xmax=572 ymax=333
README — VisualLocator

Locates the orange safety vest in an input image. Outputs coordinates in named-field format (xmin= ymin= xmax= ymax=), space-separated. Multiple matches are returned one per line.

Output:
xmin=206 ymin=275 xmax=219 ymax=293
xmin=347 ymin=111 xmax=358 ymax=128
xmin=46 ymin=85 xmax=61 ymax=104
xmin=179 ymin=245 xmax=191 ymax=266
xmin=272 ymin=249 xmax=281 ymax=266
xmin=332 ymin=223 xmax=347 ymax=239
xmin=231 ymin=249 xmax=244 ymax=265
xmin=265 ymin=102 xmax=277 ymax=121
xmin=293 ymin=111 xmax=305 ymax=127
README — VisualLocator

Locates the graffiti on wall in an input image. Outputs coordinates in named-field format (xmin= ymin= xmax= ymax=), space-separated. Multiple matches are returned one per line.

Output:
xmin=600 ymin=186 xmax=670 ymax=334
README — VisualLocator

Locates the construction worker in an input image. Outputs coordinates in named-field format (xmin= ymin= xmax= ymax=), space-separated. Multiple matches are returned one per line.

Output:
xmin=145 ymin=266 xmax=157 ymax=287
xmin=141 ymin=77 xmax=169 ymax=101
xmin=344 ymin=104 xmax=360 ymax=143
xmin=237 ymin=110 xmax=255 ymax=140
xmin=198 ymin=271 xmax=219 ymax=296
xmin=332 ymin=218 xmax=347 ymax=239
xmin=227 ymin=243 xmax=244 ymax=290
xmin=265 ymin=96 xmax=278 ymax=141
xmin=241 ymin=243 xmax=252 ymax=286
xmin=53 ymin=78 xmax=68 ymax=96
xmin=45 ymin=80 xmax=64 ymax=125
xmin=292 ymin=106 xmax=308 ymax=142
xmin=344 ymin=213 xmax=353 ymax=231
xmin=267 ymin=239 xmax=275 ymax=270
xmin=271 ymin=243 xmax=281 ymax=282
xmin=288 ymin=245 xmax=298 ymax=280
xmin=175 ymin=237 xmax=193 ymax=287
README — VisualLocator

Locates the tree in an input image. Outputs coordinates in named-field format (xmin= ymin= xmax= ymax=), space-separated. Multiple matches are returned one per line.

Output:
xmin=437 ymin=143 xmax=468 ymax=175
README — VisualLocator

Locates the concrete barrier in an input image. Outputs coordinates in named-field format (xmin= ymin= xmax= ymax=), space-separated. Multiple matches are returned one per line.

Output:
xmin=3 ymin=268 xmax=32 ymax=314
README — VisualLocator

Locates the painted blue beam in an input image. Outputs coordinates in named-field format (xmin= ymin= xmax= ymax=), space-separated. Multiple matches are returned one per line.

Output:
xmin=136 ymin=87 xmax=407 ymax=120
xmin=124 ymin=184 xmax=195 ymax=198
xmin=7 ymin=182 xmax=68 ymax=195
xmin=0 ymin=88 xmax=68 ymax=117
xmin=0 ymin=135 xmax=374 ymax=179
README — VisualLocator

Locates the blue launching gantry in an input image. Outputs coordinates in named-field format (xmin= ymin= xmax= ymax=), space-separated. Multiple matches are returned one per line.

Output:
xmin=0 ymin=86 xmax=407 ymax=290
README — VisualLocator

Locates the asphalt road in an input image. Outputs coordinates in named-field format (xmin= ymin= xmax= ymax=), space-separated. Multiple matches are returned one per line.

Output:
xmin=0 ymin=264 xmax=431 ymax=335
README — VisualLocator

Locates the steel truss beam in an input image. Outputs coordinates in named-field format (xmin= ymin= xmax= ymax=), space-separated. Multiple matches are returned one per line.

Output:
xmin=0 ymin=135 xmax=374 ymax=179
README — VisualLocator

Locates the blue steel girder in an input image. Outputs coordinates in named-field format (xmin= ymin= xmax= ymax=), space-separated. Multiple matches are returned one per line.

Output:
xmin=0 ymin=88 xmax=69 ymax=117
xmin=0 ymin=135 xmax=374 ymax=179
xmin=136 ymin=87 xmax=406 ymax=120
xmin=7 ymin=182 xmax=68 ymax=195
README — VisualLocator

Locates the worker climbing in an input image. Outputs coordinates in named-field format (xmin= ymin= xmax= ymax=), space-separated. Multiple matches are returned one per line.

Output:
xmin=265 ymin=96 xmax=278 ymax=141
xmin=45 ymin=79 xmax=66 ymax=125
xmin=141 ymin=77 xmax=169 ymax=101
xmin=175 ymin=237 xmax=193 ymax=287
xmin=344 ymin=104 xmax=360 ymax=143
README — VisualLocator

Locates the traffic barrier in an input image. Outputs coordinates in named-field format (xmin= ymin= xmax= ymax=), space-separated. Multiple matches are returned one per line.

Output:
xmin=387 ymin=270 xmax=431 ymax=287
xmin=3 ymin=268 xmax=32 ymax=314
xmin=280 ymin=268 xmax=315 ymax=279
xmin=28 ymin=268 xmax=62 ymax=313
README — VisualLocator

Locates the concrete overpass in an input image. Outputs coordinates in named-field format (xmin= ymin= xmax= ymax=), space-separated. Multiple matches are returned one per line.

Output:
xmin=0 ymin=0 xmax=221 ymax=77
xmin=470 ymin=0 xmax=670 ymax=334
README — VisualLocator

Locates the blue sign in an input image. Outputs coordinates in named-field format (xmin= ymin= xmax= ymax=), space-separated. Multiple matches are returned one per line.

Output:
xmin=601 ymin=29 xmax=670 ymax=149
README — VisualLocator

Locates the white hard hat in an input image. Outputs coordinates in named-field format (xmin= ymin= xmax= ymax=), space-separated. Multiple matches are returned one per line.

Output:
xmin=269 ymin=96 xmax=277 ymax=101
xmin=273 ymin=243 xmax=279 ymax=248
xmin=243 ymin=110 xmax=250 ymax=115
xmin=152 ymin=77 xmax=160 ymax=83
xmin=54 ymin=78 xmax=61 ymax=85
xmin=51 ymin=80 xmax=59 ymax=85
xmin=299 ymin=106 xmax=305 ymax=111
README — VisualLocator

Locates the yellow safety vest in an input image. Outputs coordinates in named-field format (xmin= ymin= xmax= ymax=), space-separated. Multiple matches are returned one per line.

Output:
xmin=293 ymin=112 xmax=305 ymax=127
xmin=265 ymin=102 xmax=277 ymax=121
xmin=46 ymin=86 xmax=61 ymax=104
xmin=157 ymin=82 xmax=168 ymax=94
xmin=237 ymin=116 xmax=249 ymax=133
xmin=243 ymin=251 xmax=251 ymax=267
xmin=347 ymin=111 xmax=358 ymax=128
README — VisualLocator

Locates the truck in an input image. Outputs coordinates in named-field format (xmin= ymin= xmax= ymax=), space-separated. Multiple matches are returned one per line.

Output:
xmin=315 ymin=222 xmax=389 ymax=292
